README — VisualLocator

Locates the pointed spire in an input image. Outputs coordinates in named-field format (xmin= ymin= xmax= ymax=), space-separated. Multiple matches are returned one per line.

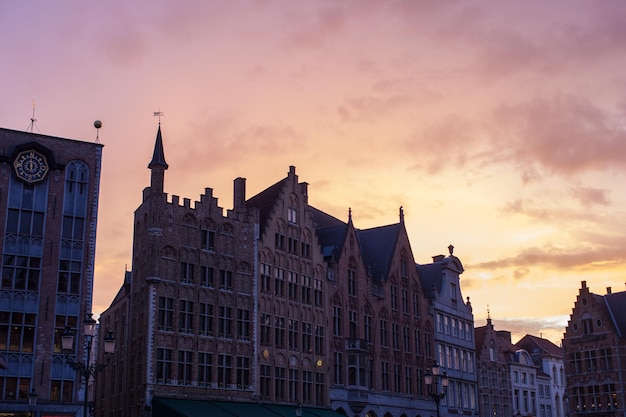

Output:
xmin=399 ymin=206 xmax=404 ymax=223
xmin=148 ymin=125 xmax=168 ymax=169
xmin=348 ymin=207 xmax=352 ymax=223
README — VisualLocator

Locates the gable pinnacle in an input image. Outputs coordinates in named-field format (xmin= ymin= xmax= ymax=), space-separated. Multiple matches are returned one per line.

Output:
xmin=148 ymin=125 xmax=169 ymax=169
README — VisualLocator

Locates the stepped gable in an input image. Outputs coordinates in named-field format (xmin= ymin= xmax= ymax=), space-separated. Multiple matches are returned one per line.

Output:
xmin=357 ymin=223 xmax=401 ymax=284
xmin=604 ymin=290 xmax=626 ymax=337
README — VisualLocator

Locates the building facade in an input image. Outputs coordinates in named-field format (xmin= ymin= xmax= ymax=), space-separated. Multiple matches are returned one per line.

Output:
xmin=98 ymin=126 xmax=257 ymax=416
xmin=321 ymin=208 xmax=436 ymax=417
xmin=562 ymin=281 xmax=626 ymax=417
xmin=510 ymin=348 xmax=538 ymax=416
xmin=475 ymin=317 xmax=514 ymax=417
xmin=0 ymin=127 xmax=103 ymax=416
xmin=516 ymin=334 xmax=566 ymax=417
xmin=99 ymin=126 xmax=470 ymax=417
xmin=418 ymin=248 xmax=479 ymax=416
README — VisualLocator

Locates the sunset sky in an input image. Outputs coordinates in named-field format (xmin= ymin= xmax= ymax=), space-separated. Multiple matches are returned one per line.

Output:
xmin=3 ymin=1 xmax=626 ymax=345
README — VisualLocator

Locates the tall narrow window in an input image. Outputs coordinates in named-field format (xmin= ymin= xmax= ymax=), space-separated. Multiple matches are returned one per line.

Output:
xmin=179 ymin=300 xmax=194 ymax=333
xmin=178 ymin=350 xmax=193 ymax=385
xmin=156 ymin=348 xmax=172 ymax=383
xmin=237 ymin=309 xmax=250 ymax=340
xmin=198 ymin=353 xmax=213 ymax=386
xmin=348 ymin=265 xmax=357 ymax=297
xmin=218 ymin=354 xmax=232 ymax=387
xmin=236 ymin=356 xmax=250 ymax=389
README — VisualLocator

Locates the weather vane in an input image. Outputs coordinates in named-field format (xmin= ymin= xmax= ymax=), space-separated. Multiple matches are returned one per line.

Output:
xmin=153 ymin=110 xmax=164 ymax=124
xmin=27 ymin=99 xmax=40 ymax=133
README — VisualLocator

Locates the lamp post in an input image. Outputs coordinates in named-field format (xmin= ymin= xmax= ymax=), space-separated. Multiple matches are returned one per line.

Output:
xmin=28 ymin=388 xmax=37 ymax=417
xmin=61 ymin=313 xmax=115 ymax=417
xmin=425 ymin=361 xmax=449 ymax=417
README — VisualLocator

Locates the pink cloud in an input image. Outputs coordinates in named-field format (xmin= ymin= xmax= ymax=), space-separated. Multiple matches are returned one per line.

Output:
xmin=492 ymin=94 xmax=626 ymax=177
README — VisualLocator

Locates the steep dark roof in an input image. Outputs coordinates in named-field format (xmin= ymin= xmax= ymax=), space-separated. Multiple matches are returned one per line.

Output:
xmin=516 ymin=334 xmax=563 ymax=356
xmin=245 ymin=178 xmax=286 ymax=237
xmin=357 ymin=223 xmax=401 ymax=284
xmin=148 ymin=125 xmax=168 ymax=169
xmin=316 ymin=224 xmax=348 ymax=262
xmin=309 ymin=206 xmax=346 ymax=229
xmin=416 ymin=262 xmax=443 ymax=297
xmin=605 ymin=291 xmax=626 ymax=337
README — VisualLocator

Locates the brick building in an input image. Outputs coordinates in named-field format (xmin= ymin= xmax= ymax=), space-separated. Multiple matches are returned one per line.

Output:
xmin=99 ymin=126 xmax=463 ymax=417
xmin=475 ymin=317 xmax=514 ymax=417
xmin=0 ymin=127 xmax=103 ymax=416
xmin=562 ymin=281 xmax=626 ymax=417
xmin=320 ymin=207 xmax=436 ymax=417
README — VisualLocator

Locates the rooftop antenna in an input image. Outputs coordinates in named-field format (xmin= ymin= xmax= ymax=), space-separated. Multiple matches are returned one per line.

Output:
xmin=153 ymin=110 xmax=164 ymax=124
xmin=26 ymin=99 xmax=40 ymax=133
xmin=94 ymin=120 xmax=102 ymax=143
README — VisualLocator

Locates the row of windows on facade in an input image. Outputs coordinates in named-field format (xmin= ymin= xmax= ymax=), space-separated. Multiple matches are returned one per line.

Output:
xmin=179 ymin=262 xmax=325 ymax=308
xmin=154 ymin=350 xmax=327 ymax=405
xmin=570 ymin=384 xmax=619 ymax=412
xmin=260 ymin=264 xmax=324 ymax=305
xmin=2 ymin=253 xmax=84 ymax=294
xmin=513 ymin=370 xmax=536 ymax=386
xmin=0 ymin=376 xmax=74 ymax=402
xmin=0 ymin=314 xmax=78 ymax=355
xmin=567 ymin=348 xmax=614 ymax=374
xmin=438 ymin=343 xmax=476 ymax=374
xmin=332 ymin=351 xmax=426 ymax=396
xmin=436 ymin=312 xmax=474 ymax=341
xmin=332 ymin=306 xmax=431 ymax=356
xmin=274 ymin=233 xmax=312 ymax=258
xmin=157 ymin=297 xmax=251 ymax=339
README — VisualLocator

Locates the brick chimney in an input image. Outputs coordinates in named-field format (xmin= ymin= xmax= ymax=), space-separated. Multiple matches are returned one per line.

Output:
xmin=233 ymin=177 xmax=246 ymax=209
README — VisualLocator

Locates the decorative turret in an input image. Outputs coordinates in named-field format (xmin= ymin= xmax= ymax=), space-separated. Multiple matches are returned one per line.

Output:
xmin=148 ymin=125 xmax=168 ymax=195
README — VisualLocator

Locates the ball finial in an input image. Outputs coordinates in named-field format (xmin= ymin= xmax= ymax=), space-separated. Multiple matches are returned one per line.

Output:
xmin=94 ymin=120 xmax=102 ymax=129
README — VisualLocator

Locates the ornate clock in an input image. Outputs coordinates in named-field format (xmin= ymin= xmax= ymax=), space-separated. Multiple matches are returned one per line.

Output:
xmin=13 ymin=150 xmax=49 ymax=183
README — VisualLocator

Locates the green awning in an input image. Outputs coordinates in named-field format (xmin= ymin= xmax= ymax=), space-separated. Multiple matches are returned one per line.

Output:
xmin=213 ymin=401 xmax=283 ymax=417
xmin=153 ymin=398 xmax=236 ymax=417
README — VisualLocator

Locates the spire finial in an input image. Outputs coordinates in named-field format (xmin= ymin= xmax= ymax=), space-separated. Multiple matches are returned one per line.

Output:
xmin=153 ymin=110 xmax=164 ymax=125
xmin=348 ymin=207 xmax=352 ymax=222
xmin=448 ymin=244 xmax=454 ymax=256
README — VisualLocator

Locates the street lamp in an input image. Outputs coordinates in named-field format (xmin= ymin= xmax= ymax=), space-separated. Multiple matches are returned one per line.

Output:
xmin=61 ymin=313 xmax=115 ymax=417
xmin=28 ymin=388 xmax=37 ymax=417
xmin=425 ymin=361 xmax=449 ymax=417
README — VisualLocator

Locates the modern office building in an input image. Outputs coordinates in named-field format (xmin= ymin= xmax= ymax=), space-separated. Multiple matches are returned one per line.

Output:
xmin=562 ymin=281 xmax=626 ymax=417
xmin=0 ymin=127 xmax=103 ymax=416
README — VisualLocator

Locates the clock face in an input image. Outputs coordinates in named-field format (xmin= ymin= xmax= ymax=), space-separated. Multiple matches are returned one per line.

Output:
xmin=13 ymin=150 xmax=49 ymax=183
